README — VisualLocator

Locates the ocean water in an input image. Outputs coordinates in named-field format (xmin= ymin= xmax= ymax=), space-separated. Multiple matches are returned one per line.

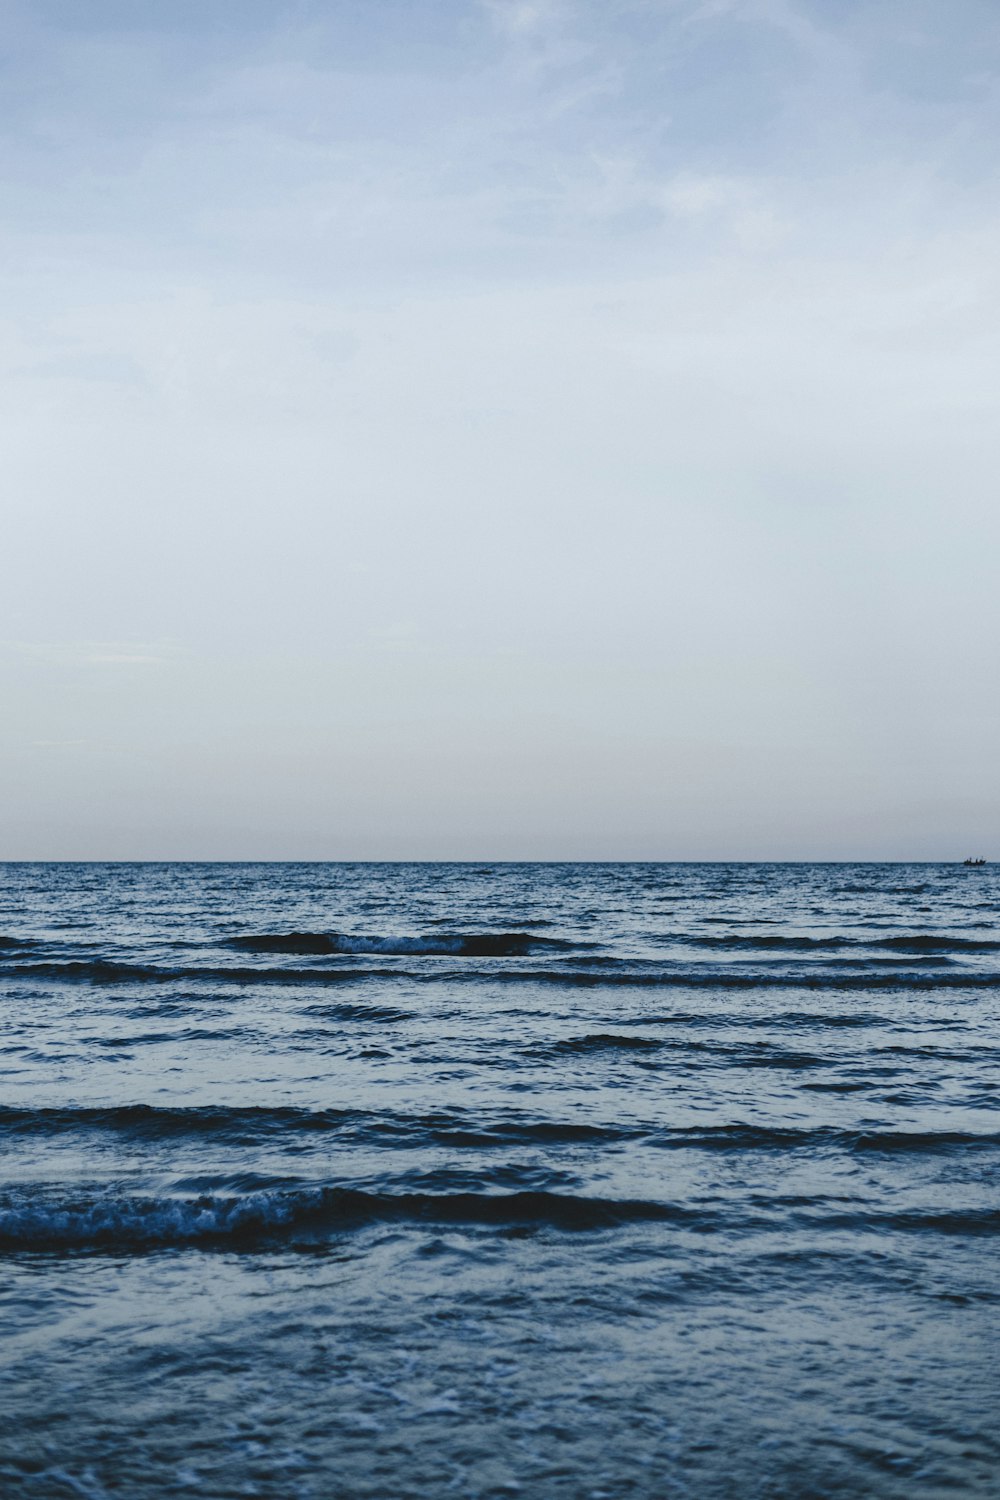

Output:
xmin=1 ymin=861 xmax=999 ymax=1499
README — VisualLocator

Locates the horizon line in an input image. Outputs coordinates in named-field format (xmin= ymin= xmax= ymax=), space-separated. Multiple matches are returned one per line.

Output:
xmin=0 ymin=858 xmax=988 ymax=867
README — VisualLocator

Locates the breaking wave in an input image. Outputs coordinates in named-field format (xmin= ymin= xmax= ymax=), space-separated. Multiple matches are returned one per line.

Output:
xmin=0 ymin=1186 xmax=688 ymax=1251
xmin=4 ymin=1174 xmax=998 ymax=1253
xmin=227 ymin=930 xmax=586 ymax=957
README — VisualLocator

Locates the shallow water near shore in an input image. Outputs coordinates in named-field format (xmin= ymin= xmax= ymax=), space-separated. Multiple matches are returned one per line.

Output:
xmin=2 ymin=860 xmax=999 ymax=1498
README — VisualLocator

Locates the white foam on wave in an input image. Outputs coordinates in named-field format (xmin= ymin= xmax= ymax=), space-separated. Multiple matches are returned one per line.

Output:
xmin=0 ymin=1188 xmax=311 ymax=1249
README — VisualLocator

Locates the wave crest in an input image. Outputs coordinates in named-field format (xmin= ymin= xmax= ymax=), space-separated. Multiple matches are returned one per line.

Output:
xmin=0 ymin=1186 xmax=681 ymax=1251
xmin=228 ymin=931 xmax=584 ymax=957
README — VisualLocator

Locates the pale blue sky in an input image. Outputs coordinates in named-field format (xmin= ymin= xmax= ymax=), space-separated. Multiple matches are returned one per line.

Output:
xmin=3 ymin=0 xmax=999 ymax=857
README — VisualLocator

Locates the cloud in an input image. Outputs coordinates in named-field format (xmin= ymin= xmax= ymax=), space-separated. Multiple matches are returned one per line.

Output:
xmin=480 ymin=0 xmax=567 ymax=38
xmin=5 ymin=641 xmax=175 ymax=668
xmin=83 ymin=652 xmax=167 ymax=666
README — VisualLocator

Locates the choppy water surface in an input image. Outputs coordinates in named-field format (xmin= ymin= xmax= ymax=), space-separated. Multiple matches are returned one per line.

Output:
xmin=2 ymin=861 xmax=999 ymax=1498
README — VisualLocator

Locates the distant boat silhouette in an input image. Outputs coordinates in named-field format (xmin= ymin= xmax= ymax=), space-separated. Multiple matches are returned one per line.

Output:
xmin=963 ymin=857 xmax=987 ymax=867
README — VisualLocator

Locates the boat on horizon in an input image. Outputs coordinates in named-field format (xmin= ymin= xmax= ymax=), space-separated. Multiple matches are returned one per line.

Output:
xmin=963 ymin=857 xmax=988 ymax=867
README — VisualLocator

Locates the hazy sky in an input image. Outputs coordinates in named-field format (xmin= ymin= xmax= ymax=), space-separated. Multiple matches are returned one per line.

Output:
xmin=3 ymin=0 xmax=999 ymax=859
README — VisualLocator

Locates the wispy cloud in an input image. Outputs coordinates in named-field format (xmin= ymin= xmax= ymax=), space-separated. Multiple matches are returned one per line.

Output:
xmin=5 ymin=641 xmax=177 ymax=668
xmin=481 ymin=0 xmax=567 ymax=38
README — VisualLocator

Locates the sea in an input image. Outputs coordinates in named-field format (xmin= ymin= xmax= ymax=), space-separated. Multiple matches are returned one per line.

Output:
xmin=1 ymin=861 xmax=998 ymax=1499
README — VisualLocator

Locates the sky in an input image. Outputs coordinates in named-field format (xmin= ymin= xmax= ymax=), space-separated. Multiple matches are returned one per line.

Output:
xmin=3 ymin=0 xmax=999 ymax=860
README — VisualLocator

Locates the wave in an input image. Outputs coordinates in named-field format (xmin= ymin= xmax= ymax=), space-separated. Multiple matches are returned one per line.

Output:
xmin=0 ymin=1103 xmax=634 ymax=1148
xmin=428 ymin=916 xmax=554 ymax=929
xmin=771 ymin=1010 xmax=889 ymax=1028
xmin=5 ymin=1176 xmax=999 ymax=1253
xmin=681 ymin=934 xmax=850 ymax=950
xmin=545 ymin=1033 xmax=665 ymax=1055
xmin=645 ymin=1124 xmax=1000 ymax=1153
xmin=11 ymin=959 xmax=1000 ymax=991
xmin=671 ymin=932 xmax=1000 ymax=953
xmin=649 ymin=1125 xmax=1000 ymax=1153
xmin=872 ymin=935 xmax=1000 ymax=953
xmin=2 ymin=1107 xmax=996 ymax=1160
xmin=0 ymin=961 xmax=398 ymax=986
xmin=227 ymin=931 xmax=584 ymax=957
xmin=299 ymin=1001 xmax=414 ymax=1022
xmin=816 ymin=1207 xmax=1000 ymax=1236
xmin=492 ymin=967 xmax=1000 ymax=990
xmin=847 ymin=1129 xmax=1000 ymax=1153
xmin=610 ymin=1011 xmax=894 ymax=1030
xmin=227 ymin=931 xmax=338 ymax=954
xmin=0 ymin=1186 xmax=689 ymax=1251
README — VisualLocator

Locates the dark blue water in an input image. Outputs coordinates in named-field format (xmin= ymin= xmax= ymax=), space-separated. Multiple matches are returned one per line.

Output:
xmin=2 ymin=862 xmax=999 ymax=1498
